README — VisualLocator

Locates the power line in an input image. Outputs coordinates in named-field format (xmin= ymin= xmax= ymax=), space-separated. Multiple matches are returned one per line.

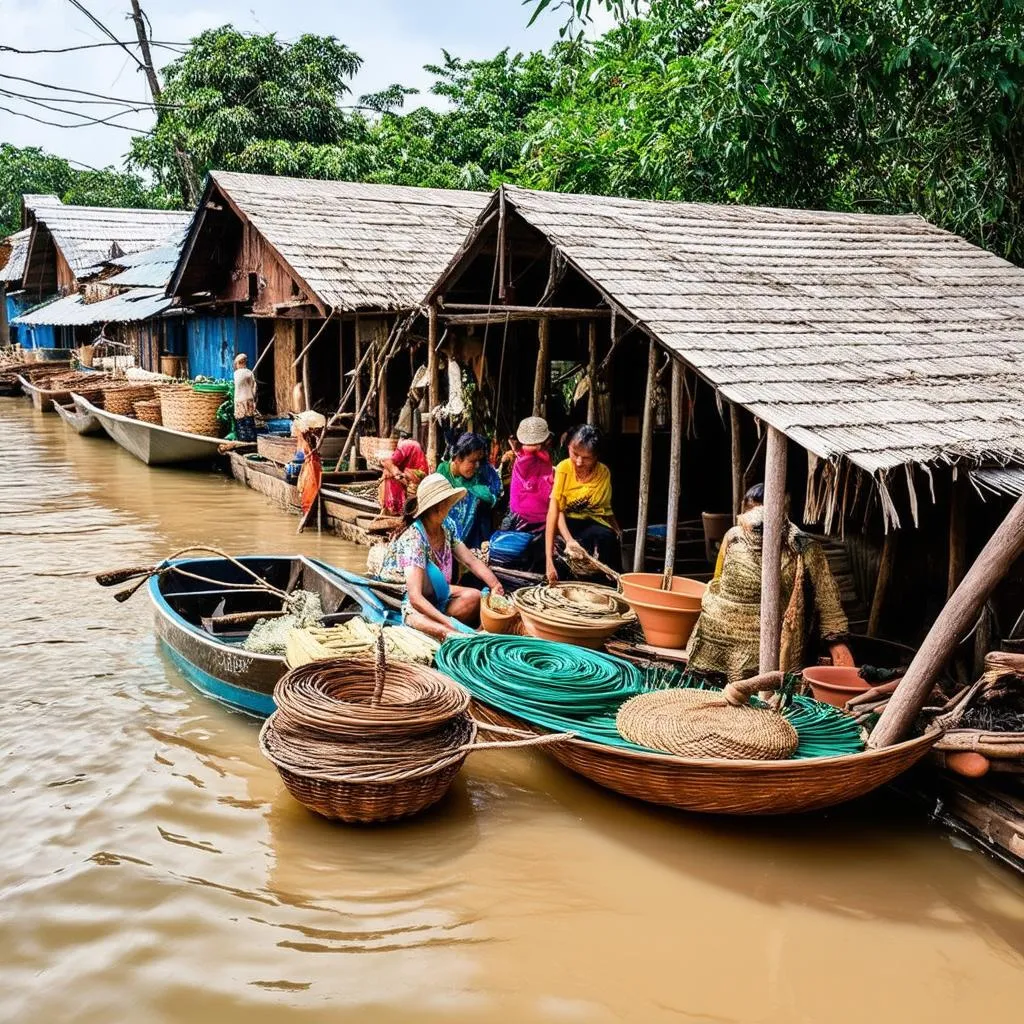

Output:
xmin=0 ymin=86 xmax=164 ymax=108
xmin=0 ymin=40 xmax=186 ymax=55
xmin=0 ymin=103 xmax=154 ymax=134
xmin=0 ymin=89 xmax=155 ymax=124
xmin=64 ymin=0 xmax=147 ymax=74
xmin=0 ymin=72 xmax=178 ymax=107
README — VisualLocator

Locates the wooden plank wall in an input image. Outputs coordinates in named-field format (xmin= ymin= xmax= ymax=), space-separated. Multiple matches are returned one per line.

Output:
xmin=273 ymin=318 xmax=299 ymax=415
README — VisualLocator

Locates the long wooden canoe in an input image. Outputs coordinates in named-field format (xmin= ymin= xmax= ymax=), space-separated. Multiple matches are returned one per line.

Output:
xmin=52 ymin=399 xmax=104 ymax=435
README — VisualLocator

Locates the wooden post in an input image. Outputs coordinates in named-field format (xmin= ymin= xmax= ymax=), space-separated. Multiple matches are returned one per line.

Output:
xmin=353 ymin=315 xmax=363 ymax=468
xmin=633 ymin=338 xmax=658 ymax=572
xmin=301 ymin=319 xmax=311 ymax=410
xmin=272 ymin=319 xmax=298 ymax=415
xmin=533 ymin=317 xmax=550 ymax=418
xmin=337 ymin=319 xmax=345 ymax=416
xmin=0 ymin=285 xmax=9 ymax=347
xmin=870 ymin=492 xmax=1024 ymax=748
xmin=377 ymin=324 xmax=390 ymax=438
xmin=948 ymin=473 xmax=969 ymax=599
xmin=662 ymin=359 xmax=685 ymax=583
xmin=758 ymin=427 xmax=788 ymax=672
xmin=586 ymin=320 xmax=598 ymax=424
xmin=427 ymin=304 xmax=440 ymax=469
xmin=867 ymin=531 xmax=897 ymax=637
xmin=730 ymin=404 xmax=743 ymax=521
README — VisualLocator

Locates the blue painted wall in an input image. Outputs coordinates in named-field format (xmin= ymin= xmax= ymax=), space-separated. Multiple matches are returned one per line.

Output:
xmin=185 ymin=315 xmax=257 ymax=380
xmin=6 ymin=293 xmax=57 ymax=350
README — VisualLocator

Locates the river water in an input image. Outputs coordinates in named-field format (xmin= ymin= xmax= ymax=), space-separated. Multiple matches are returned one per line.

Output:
xmin=1 ymin=400 xmax=1023 ymax=1024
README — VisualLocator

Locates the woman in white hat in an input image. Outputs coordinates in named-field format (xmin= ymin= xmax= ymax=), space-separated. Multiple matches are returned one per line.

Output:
xmin=378 ymin=472 xmax=505 ymax=639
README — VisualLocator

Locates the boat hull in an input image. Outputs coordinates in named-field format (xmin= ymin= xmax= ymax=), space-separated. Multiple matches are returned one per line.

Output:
xmin=73 ymin=392 xmax=228 ymax=465
xmin=52 ymin=399 xmax=104 ymax=435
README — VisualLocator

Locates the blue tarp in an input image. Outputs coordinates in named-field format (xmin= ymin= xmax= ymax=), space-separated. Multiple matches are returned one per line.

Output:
xmin=185 ymin=316 xmax=257 ymax=379
xmin=6 ymin=293 xmax=57 ymax=350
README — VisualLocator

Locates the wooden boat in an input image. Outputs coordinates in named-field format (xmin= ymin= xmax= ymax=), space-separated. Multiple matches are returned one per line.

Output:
xmin=52 ymin=399 xmax=104 ymax=435
xmin=150 ymin=555 xmax=394 ymax=717
xmin=228 ymin=451 xmax=377 ymax=512
xmin=73 ymin=392 xmax=234 ymax=465
xmin=471 ymin=701 xmax=940 ymax=815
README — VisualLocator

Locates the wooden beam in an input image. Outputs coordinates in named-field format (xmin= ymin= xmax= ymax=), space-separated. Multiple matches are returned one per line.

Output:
xmin=497 ymin=187 xmax=508 ymax=303
xmin=730 ymin=403 xmax=743 ymax=521
xmin=948 ymin=472 xmax=969 ymax=599
xmin=759 ymin=427 xmax=788 ymax=672
xmin=867 ymin=531 xmax=897 ymax=637
xmin=870 ymin=492 xmax=1024 ymax=748
xmin=300 ymin=319 xmax=311 ymax=410
xmin=427 ymin=304 xmax=440 ymax=469
xmin=633 ymin=338 xmax=658 ymax=573
xmin=586 ymin=320 xmax=598 ymax=424
xmin=662 ymin=359 xmax=685 ymax=583
xmin=353 ymin=315 xmax=363 ymax=467
xmin=440 ymin=303 xmax=612 ymax=316
xmin=533 ymin=317 xmax=550 ymax=418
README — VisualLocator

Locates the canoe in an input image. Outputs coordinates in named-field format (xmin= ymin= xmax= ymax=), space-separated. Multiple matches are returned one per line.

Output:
xmin=17 ymin=373 xmax=80 ymax=411
xmin=228 ymin=451 xmax=378 ymax=512
xmin=72 ymin=392 xmax=233 ymax=465
xmin=150 ymin=555 xmax=396 ymax=717
xmin=52 ymin=399 xmax=104 ymax=435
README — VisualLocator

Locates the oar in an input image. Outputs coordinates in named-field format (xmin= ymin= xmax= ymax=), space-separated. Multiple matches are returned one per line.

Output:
xmin=96 ymin=565 xmax=160 ymax=587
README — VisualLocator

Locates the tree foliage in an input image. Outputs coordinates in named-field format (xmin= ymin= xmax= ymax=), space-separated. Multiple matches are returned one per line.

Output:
xmin=0 ymin=143 xmax=169 ymax=237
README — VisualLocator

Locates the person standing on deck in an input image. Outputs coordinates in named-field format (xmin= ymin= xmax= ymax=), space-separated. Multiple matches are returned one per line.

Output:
xmin=233 ymin=353 xmax=257 ymax=442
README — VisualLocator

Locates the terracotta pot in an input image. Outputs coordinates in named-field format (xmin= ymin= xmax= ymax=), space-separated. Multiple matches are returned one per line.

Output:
xmin=619 ymin=573 xmax=705 ymax=611
xmin=517 ymin=609 xmax=618 ymax=650
xmin=801 ymin=666 xmax=870 ymax=708
xmin=626 ymin=598 xmax=701 ymax=649
xmin=480 ymin=594 xmax=520 ymax=635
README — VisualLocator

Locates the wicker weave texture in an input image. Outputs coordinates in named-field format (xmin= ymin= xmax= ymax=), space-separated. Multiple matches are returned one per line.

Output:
xmin=161 ymin=388 xmax=223 ymax=436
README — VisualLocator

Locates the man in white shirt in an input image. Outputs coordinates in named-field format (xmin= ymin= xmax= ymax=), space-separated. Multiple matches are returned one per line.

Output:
xmin=233 ymin=352 xmax=257 ymax=441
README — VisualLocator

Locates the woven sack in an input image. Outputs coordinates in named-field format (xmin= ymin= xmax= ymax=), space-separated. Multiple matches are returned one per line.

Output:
xmin=617 ymin=673 xmax=798 ymax=760
xmin=161 ymin=387 xmax=224 ymax=437
xmin=133 ymin=399 xmax=162 ymax=425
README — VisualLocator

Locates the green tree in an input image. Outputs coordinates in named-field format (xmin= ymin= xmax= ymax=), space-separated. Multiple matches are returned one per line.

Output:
xmin=0 ymin=143 xmax=170 ymax=237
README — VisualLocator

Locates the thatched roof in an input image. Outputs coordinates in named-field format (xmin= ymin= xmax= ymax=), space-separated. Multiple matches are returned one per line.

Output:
xmin=172 ymin=171 xmax=490 ymax=311
xmin=456 ymin=185 xmax=1024 ymax=478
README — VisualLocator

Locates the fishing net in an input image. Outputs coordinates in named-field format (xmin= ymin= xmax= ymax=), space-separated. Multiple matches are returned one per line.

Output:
xmin=242 ymin=591 xmax=324 ymax=655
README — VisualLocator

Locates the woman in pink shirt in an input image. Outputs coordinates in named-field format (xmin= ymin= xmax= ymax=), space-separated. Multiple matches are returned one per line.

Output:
xmin=493 ymin=416 xmax=554 ymax=570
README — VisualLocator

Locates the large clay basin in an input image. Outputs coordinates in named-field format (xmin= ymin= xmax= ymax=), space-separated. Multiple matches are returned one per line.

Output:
xmin=626 ymin=598 xmax=701 ymax=649
xmin=801 ymin=666 xmax=870 ymax=708
xmin=517 ymin=609 xmax=618 ymax=650
xmin=619 ymin=573 xmax=705 ymax=611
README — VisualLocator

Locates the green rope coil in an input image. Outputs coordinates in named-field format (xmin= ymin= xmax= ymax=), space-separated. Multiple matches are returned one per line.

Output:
xmin=436 ymin=634 xmax=863 ymax=759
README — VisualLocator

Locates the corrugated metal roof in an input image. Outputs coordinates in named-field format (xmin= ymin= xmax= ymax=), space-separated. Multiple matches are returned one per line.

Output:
xmin=105 ymin=238 xmax=185 ymax=288
xmin=489 ymin=184 xmax=1024 ymax=474
xmin=200 ymin=171 xmax=490 ymax=310
xmin=11 ymin=287 xmax=172 ymax=326
xmin=33 ymin=205 xmax=190 ymax=275
xmin=0 ymin=229 xmax=31 ymax=283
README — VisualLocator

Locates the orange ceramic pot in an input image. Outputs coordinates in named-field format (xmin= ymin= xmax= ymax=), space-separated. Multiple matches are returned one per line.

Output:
xmin=480 ymin=594 xmax=520 ymax=635
xmin=517 ymin=609 xmax=618 ymax=650
xmin=801 ymin=666 xmax=870 ymax=708
xmin=619 ymin=573 xmax=705 ymax=611
xmin=626 ymin=598 xmax=701 ymax=649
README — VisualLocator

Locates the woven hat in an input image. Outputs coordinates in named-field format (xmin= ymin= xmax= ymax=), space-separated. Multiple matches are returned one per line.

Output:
xmin=616 ymin=683 xmax=798 ymax=760
xmin=410 ymin=473 xmax=466 ymax=520
xmin=517 ymin=416 xmax=550 ymax=446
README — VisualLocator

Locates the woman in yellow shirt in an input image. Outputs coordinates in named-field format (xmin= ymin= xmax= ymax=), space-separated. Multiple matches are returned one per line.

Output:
xmin=544 ymin=424 xmax=622 ymax=584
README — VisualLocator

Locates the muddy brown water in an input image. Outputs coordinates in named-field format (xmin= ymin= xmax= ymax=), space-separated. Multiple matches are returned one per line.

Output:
xmin=1 ymin=401 xmax=1023 ymax=1024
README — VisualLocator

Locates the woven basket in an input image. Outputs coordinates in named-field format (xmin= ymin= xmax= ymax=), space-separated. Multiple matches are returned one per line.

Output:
xmin=160 ymin=386 xmax=225 ymax=437
xmin=133 ymin=399 xmax=162 ymax=425
xmin=360 ymin=435 xmax=397 ymax=469
xmin=102 ymin=384 xmax=155 ymax=417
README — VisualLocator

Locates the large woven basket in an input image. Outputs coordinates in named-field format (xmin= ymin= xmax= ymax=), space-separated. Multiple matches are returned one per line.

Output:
xmin=472 ymin=701 xmax=940 ymax=815
xmin=360 ymin=435 xmax=397 ymax=469
xmin=161 ymin=386 xmax=225 ymax=437
xmin=102 ymin=384 xmax=155 ymax=416
xmin=133 ymin=399 xmax=162 ymax=425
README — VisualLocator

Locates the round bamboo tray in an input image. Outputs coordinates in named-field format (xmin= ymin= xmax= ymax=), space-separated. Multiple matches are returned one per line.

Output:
xmin=360 ymin=435 xmax=397 ymax=469
xmin=471 ymin=701 xmax=941 ymax=815
xmin=260 ymin=714 xmax=475 ymax=823
xmin=102 ymin=384 xmax=155 ymax=416
xmin=133 ymin=398 xmax=162 ymax=425
xmin=160 ymin=387 xmax=224 ymax=437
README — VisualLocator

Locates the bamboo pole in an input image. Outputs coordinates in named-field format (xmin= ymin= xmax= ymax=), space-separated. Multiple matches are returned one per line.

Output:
xmin=633 ymin=338 xmax=658 ymax=573
xmin=353 ymin=315 xmax=363 ymax=468
xmin=301 ymin=319 xmax=311 ymax=410
xmin=758 ymin=427 xmax=788 ymax=672
xmin=730 ymin=404 xmax=743 ymax=521
xmin=869 ymin=492 xmax=1024 ymax=748
xmin=377 ymin=320 xmax=390 ymax=437
xmin=586 ymin=320 xmax=598 ymax=424
xmin=339 ymin=328 xmax=404 ymax=465
xmin=533 ymin=317 xmax=550 ymax=418
xmin=948 ymin=473 xmax=969 ymax=599
xmin=427 ymin=304 xmax=440 ymax=469
xmin=867 ymin=531 xmax=897 ymax=637
xmin=662 ymin=359 xmax=684 ymax=585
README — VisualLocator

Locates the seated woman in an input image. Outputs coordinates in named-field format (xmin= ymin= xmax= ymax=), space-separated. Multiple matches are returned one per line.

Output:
xmin=686 ymin=484 xmax=854 ymax=682
xmin=544 ymin=424 xmax=622 ymax=585
xmin=378 ymin=436 xmax=428 ymax=516
xmin=379 ymin=473 xmax=505 ymax=640
xmin=438 ymin=432 xmax=503 ymax=549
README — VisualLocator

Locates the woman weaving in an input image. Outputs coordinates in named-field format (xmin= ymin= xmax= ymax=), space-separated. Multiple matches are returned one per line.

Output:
xmin=379 ymin=473 xmax=504 ymax=640
xmin=686 ymin=485 xmax=853 ymax=682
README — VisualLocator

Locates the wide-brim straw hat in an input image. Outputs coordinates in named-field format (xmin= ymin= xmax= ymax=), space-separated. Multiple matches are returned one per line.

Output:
xmin=516 ymin=416 xmax=550 ymax=446
xmin=410 ymin=473 xmax=466 ymax=520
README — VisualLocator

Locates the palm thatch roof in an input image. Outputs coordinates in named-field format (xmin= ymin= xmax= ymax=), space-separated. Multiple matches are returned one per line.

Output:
xmin=171 ymin=171 xmax=490 ymax=312
xmin=444 ymin=185 xmax=1024 ymax=483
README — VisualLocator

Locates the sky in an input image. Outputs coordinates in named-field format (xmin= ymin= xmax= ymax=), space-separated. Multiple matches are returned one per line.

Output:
xmin=0 ymin=0 xmax=616 ymax=171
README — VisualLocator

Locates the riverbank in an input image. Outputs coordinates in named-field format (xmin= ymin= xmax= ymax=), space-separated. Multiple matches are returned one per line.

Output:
xmin=1 ymin=401 xmax=1023 ymax=1024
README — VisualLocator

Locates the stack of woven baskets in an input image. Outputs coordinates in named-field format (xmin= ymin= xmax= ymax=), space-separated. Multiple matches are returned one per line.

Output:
xmin=260 ymin=649 xmax=475 ymax=823
xmin=102 ymin=383 xmax=156 ymax=417
xmin=160 ymin=384 xmax=227 ymax=436
xmin=133 ymin=399 xmax=163 ymax=424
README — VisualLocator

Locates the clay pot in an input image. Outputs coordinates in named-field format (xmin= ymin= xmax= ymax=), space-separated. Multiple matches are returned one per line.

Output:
xmin=626 ymin=598 xmax=701 ymax=649
xmin=480 ymin=594 xmax=520 ymax=635
xmin=619 ymin=573 xmax=705 ymax=611
xmin=516 ymin=609 xmax=619 ymax=650
xmin=802 ymin=666 xmax=871 ymax=708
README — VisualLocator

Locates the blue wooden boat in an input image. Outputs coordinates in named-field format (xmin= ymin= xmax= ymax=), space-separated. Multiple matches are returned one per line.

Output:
xmin=150 ymin=555 xmax=395 ymax=717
